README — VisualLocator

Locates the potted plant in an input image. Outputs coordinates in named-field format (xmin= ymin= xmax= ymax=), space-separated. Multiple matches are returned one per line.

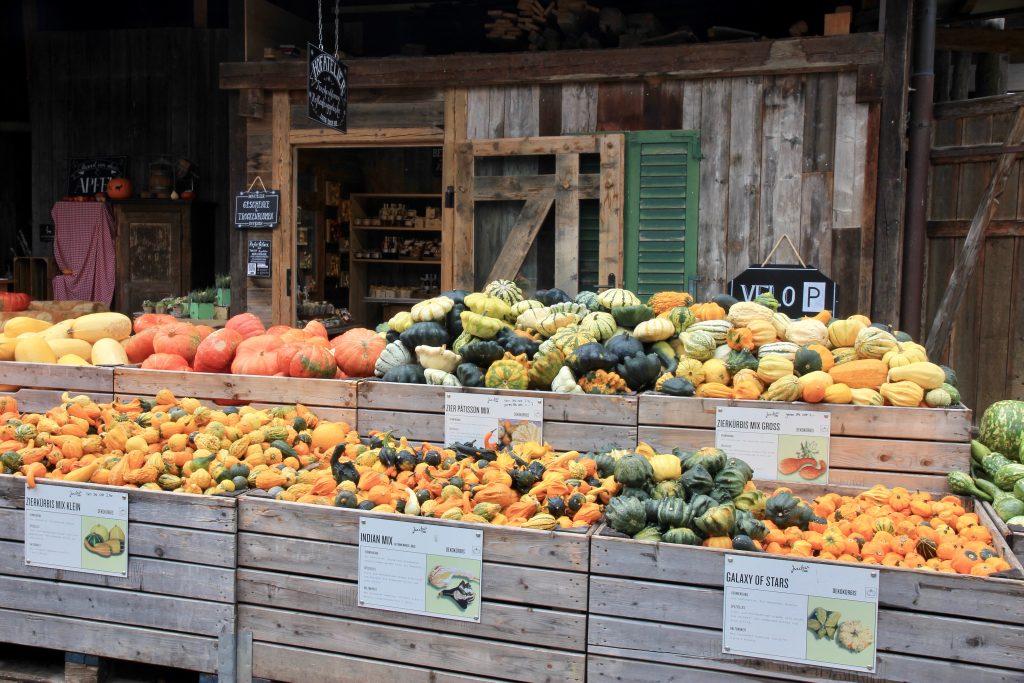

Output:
xmin=142 ymin=299 xmax=155 ymax=314
xmin=155 ymin=298 xmax=171 ymax=314
xmin=172 ymin=296 xmax=189 ymax=318
xmin=215 ymin=274 xmax=231 ymax=307
xmin=189 ymin=289 xmax=216 ymax=320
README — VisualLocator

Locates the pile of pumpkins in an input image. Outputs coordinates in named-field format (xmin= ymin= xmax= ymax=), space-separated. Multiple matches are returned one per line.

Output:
xmin=373 ymin=281 xmax=960 ymax=407
xmin=0 ymin=311 xmax=386 ymax=382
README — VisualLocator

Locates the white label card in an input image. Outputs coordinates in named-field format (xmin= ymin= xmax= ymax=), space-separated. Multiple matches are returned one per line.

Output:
xmin=24 ymin=482 xmax=129 ymax=577
xmin=715 ymin=406 xmax=831 ymax=483
xmin=444 ymin=393 xmax=544 ymax=449
xmin=358 ymin=517 xmax=483 ymax=622
xmin=723 ymin=554 xmax=879 ymax=673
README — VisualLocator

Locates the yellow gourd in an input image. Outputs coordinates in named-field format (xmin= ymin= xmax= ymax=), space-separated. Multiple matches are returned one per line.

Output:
xmin=57 ymin=354 xmax=92 ymax=366
xmin=879 ymin=381 xmax=925 ymax=407
xmin=47 ymin=338 xmax=93 ymax=359
xmin=886 ymin=362 xmax=945 ymax=390
xmin=14 ymin=336 xmax=57 ymax=364
xmin=4 ymin=317 xmax=52 ymax=337
xmin=823 ymin=383 xmax=853 ymax=404
xmin=71 ymin=312 xmax=133 ymax=343
xmin=91 ymin=338 xmax=129 ymax=366
xmin=0 ymin=336 xmax=17 ymax=361
xmin=702 ymin=358 xmax=730 ymax=385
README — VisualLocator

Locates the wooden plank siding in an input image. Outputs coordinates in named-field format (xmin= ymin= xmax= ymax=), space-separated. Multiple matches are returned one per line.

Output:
xmin=925 ymin=96 xmax=1024 ymax=417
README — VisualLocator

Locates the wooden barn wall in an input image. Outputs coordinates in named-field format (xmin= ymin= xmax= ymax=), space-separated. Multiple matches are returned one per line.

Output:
xmin=925 ymin=100 xmax=1024 ymax=417
xmin=462 ymin=74 xmax=876 ymax=313
xmin=28 ymin=29 xmax=231 ymax=272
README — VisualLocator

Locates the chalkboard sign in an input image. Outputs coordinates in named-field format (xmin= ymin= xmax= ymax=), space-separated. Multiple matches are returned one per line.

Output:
xmin=728 ymin=265 xmax=838 ymax=318
xmin=67 ymin=156 xmax=128 ymax=196
xmin=307 ymin=43 xmax=348 ymax=133
xmin=247 ymin=239 xmax=271 ymax=278
xmin=235 ymin=190 xmax=280 ymax=229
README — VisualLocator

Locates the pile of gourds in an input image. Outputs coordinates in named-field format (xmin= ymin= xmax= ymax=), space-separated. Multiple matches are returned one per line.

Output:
xmin=373 ymin=281 xmax=960 ymax=406
xmin=0 ymin=312 xmax=138 ymax=370
xmin=0 ymin=393 xmax=351 ymax=495
xmin=257 ymin=434 xmax=612 ymax=530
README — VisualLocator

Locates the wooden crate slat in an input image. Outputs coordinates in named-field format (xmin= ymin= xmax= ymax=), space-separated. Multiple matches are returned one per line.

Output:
xmin=637 ymin=394 xmax=972 ymax=442
xmin=0 ymin=608 xmax=221 ymax=674
xmin=462 ymin=386 xmax=638 ymax=425
xmin=238 ymin=532 xmax=587 ymax=611
xmin=238 ymin=498 xmax=589 ymax=570
xmin=588 ymin=655 xmax=785 ymax=683
xmin=113 ymin=367 xmax=358 ymax=407
xmin=0 ymin=540 xmax=234 ymax=603
xmin=357 ymin=408 xmax=444 ymax=442
xmin=236 ymin=569 xmax=586 ymax=651
xmin=6 ymin=389 xmax=114 ymax=413
xmin=252 ymin=641 xmax=512 ymax=683
xmin=240 ymin=604 xmax=585 ymax=683
xmin=0 ymin=575 xmax=233 ymax=637
xmin=981 ymin=501 xmax=1024 ymax=564
xmin=0 ymin=362 xmax=114 ymax=394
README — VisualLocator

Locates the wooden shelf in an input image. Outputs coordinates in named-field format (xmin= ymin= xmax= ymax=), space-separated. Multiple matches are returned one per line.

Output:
xmin=350 ymin=193 xmax=440 ymax=199
xmin=352 ymin=224 xmax=441 ymax=231
xmin=363 ymin=296 xmax=428 ymax=304
xmin=352 ymin=258 xmax=440 ymax=265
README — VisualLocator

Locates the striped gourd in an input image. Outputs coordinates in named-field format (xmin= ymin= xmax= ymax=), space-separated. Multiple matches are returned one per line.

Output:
xmin=757 ymin=342 xmax=799 ymax=361
xmin=597 ymin=288 xmax=641 ymax=310
xmin=688 ymin=319 xmax=733 ymax=346
xmin=579 ymin=312 xmax=617 ymax=341
xmin=680 ymin=330 xmax=717 ymax=361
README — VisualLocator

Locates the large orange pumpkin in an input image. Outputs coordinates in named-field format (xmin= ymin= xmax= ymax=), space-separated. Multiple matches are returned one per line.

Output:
xmin=331 ymin=327 xmax=386 ymax=377
xmin=225 ymin=312 xmax=265 ymax=339
xmin=124 ymin=326 xmax=161 ymax=363
xmin=152 ymin=323 xmax=201 ymax=363
xmin=230 ymin=348 xmax=281 ymax=376
xmin=304 ymin=319 xmax=328 ymax=339
xmin=310 ymin=421 xmax=352 ymax=451
xmin=266 ymin=325 xmax=293 ymax=336
xmin=134 ymin=313 xmax=176 ymax=333
xmin=287 ymin=343 xmax=337 ymax=379
xmin=106 ymin=177 xmax=133 ymax=200
xmin=235 ymin=334 xmax=284 ymax=359
xmin=276 ymin=342 xmax=306 ymax=375
xmin=140 ymin=353 xmax=192 ymax=372
xmin=193 ymin=328 xmax=243 ymax=373
xmin=194 ymin=324 xmax=214 ymax=340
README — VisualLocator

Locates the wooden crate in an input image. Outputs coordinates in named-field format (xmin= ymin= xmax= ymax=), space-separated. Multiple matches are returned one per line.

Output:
xmin=0 ymin=476 xmax=236 ymax=676
xmin=637 ymin=394 xmax=972 ymax=492
xmin=235 ymin=495 xmax=589 ymax=683
xmin=113 ymin=367 xmax=358 ymax=424
xmin=0 ymin=362 xmax=114 ymax=411
xmin=357 ymin=380 xmax=638 ymax=451
xmin=588 ymin=499 xmax=1024 ymax=683
xmin=981 ymin=500 xmax=1024 ymax=565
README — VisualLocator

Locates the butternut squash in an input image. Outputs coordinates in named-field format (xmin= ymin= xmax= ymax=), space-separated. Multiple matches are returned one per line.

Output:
xmin=828 ymin=359 xmax=888 ymax=389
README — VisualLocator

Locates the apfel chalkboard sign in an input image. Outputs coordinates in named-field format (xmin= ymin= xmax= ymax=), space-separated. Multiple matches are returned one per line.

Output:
xmin=67 ymin=156 xmax=128 ymax=196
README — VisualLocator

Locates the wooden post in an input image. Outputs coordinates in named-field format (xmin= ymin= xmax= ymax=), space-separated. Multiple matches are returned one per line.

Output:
xmin=925 ymin=106 xmax=1024 ymax=359
xmin=271 ymin=92 xmax=294 ymax=326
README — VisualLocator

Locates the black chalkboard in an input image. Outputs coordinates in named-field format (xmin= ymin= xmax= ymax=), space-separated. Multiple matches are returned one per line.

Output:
xmin=235 ymin=190 xmax=280 ymax=229
xmin=67 ymin=156 xmax=128 ymax=196
xmin=247 ymin=239 xmax=272 ymax=278
xmin=307 ymin=43 xmax=348 ymax=133
xmin=728 ymin=265 xmax=838 ymax=318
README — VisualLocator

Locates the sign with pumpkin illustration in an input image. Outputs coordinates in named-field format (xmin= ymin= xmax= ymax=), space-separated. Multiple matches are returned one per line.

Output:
xmin=714 ymin=406 xmax=831 ymax=483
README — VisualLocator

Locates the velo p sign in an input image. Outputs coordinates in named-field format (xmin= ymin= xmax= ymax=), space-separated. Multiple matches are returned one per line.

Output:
xmin=728 ymin=265 xmax=838 ymax=318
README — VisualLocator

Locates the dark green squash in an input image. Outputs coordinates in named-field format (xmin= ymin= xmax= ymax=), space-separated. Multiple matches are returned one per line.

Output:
xmin=681 ymin=464 xmax=714 ymax=496
xmin=604 ymin=333 xmax=645 ymax=359
xmin=687 ymin=493 xmax=717 ymax=519
xmin=732 ymin=534 xmax=759 ymax=552
xmin=396 ymin=451 xmax=417 ymax=472
xmin=500 ymin=334 xmax=540 ymax=359
xmin=446 ymin=303 xmax=466 ymax=339
xmin=713 ymin=466 xmax=749 ymax=499
xmin=400 ymin=321 xmax=449 ymax=351
xmin=593 ymin=451 xmax=616 ymax=478
xmin=382 ymin=363 xmax=427 ymax=384
xmin=651 ymin=479 xmax=685 ymax=500
xmin=656 ymin=498 xmax=691 ymax=528
xmin=712 ymin=293 xmax=739 ymax=310
xmin=547 ymin=496 xmax=566 ymax=517
xmin=440 ymin=290 xmax=469 ymax=305
xmin=869 ymin=322 xmax=893 ymax=334
xmin=604 ymin=496 xmax=647 ymax=536
xmin=611 ymin=304 xmax=655 ymax=328
xmin=735 ymin=512 xmax=769 ymax=541
xmin=567 ymin=492 xmax=586 ymax=513
xmin=357 ymin=500 xmax=376 ymax=511
xmin=941 ymin=365 xmax=958 ymax=387
xmin=456 ymin=363 xmax=485 ymax=387
xmin=662 ymin=527 xmax=702 ymax=545
xmin=334 ymin=490 xmax=358 ymax=508
xmin=694 ymin=504 xmax=736 ymax=538
xmin=460 ymin=340 xmax=505 ymax=366
xmin=682 ymin=448 xmax=727 ymax=475
xmin=614 ymin=453 xmax=654 ymax=487
xmin=633 ymin=526 xmax=663 ymax=542
xmin=649 ymin=340 xmax=679 ymax=373
xmin=725 ymin=349 xmax=759 ymax=375
xmin=536 ymin=288 xmax=571 ymax=306
xmin=617 ymin=353 xmax=662 ymax=391
xmin=660 ymin=377 xmax=696 ymax=397
xmin=793 ymin=347 xmax=824 ymax=376
xmin=568 ymin=342 xmax=619 ymax=375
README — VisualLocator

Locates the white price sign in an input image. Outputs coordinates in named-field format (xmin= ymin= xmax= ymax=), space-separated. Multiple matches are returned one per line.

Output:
xmin=714 ymin=406 xmax=831 ymax=483
xmin=358 ymin=517 xmax=483 ymax=622
xmin=723 ymin=554 xmax=879 ymax=673
xmin=24 ymin=482 xmax=129 ymax=577
xmin=444 ymin=392 xmax=543 ymax=449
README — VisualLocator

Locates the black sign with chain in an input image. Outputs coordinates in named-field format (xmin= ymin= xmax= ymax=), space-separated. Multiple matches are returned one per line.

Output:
xmin=307 ymin=43 xmax=348 ymax=133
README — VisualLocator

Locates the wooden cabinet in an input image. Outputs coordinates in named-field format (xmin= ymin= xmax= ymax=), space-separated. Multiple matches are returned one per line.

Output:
xmin=111 ymin=201 xmax=192 ymax=315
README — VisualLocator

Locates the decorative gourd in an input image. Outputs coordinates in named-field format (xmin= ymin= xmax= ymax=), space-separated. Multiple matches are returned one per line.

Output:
xmin=510 ymin=299 xmax=544 ymax=318
xmin=726 ymin=327 xmax=755 ymax=351
xmin=765 ymin=375 xmax=802 ymax=402
xmin=942 ymin=383 xmax=961 ymax=404
xmin=681 ymin=330 xmax=717 ymax=361
xmin=696 ymin=382 xmax=733 ymax=399
xmin=660 ymin=377 xmax=696 ymax=396
xmin=827 ymin=319 xmax=865 ymax=349
xmin=14 ymin=336 xmax=57 ymax=364
xmin=225 ymin=313 xmax=265 ymax=339
xmin=727 ymin=301 xmax=774 ymax=328
xmin=461 ymin=311 xmax=503 ymax=339
xmin=70 ymin=312 xmax=132 ymax=343
xmin=611 ymin=304 xmax=655 ymax=328
xmin=798 ymin=371 xmax=833 ymax=403
xmin=757 ymin=341 xmax=800 ymax=360
xmin=567 ymin=342 xmax=618 ymax=375
xmin=604 ymin=333 xmax=644 ymax=360
xmin=580 ymin=311 xmax=617 ymax=341
xmin=382 ymin=363 xmax=427 ymax=384
xmin=828 ymin=359 xmax=888 ymax=389
xmin=647 ymin=291 xmax=694 ymax=315
xmin=661 ymin=306 xmax=696 ymax=334
xmin=374 ymin=340 xmax=414 ymax=377
xmin=456 ymin=363 xmax=486 ymax=387
xmin=464 ymin=293 xmax=513 ymax=321
xmin=141 ymin=352 xmax=191 ymax=372
xmin=579 ymin=369 xmax=628 ymax=394
xmin=551 ymin=366 xmax=583 ymax=394
xmin=528 ymin=347 xmax=565 ymax=389
xmin=551 ymin=327 xmax=597 ymax=356
xmin=689 ymin=302 xmax=726 ymax=321
xmin=460 ymin=340 xmax=505 ymax=367
xmin=424 ymin=369 xmax=461 ymax=386
xmin=548 ymin=301 xmax=588 ymax=318
xmin=91 ymin=338 xmax=129 ymax=366
xmin=331 ymin=328 xmax=386 ymax=377
xmin=675 ymin=357 xmax=706 ymax=385
xmin=574 ymin=290 xmax=601 ymax=311
xmin=785 ymin=318 xmax=828 ymax=347
xmin=400 ymin=321 xmax=449 ymax=350
xmin=702 ymin=358 xmax=730 ymax=385
xmin=849 ymin=387 xmax=884 ymax=406
xmin=153 ymin=323 xmax=202 ymax=363
xmin=771 ymin=311 xmax=792 ymax=338
xmin=757 ymin=355 xmax=794 ymax=384
xmin=483 ymin=279 xmax=524 ymax=306
xmin=725 ymin=349 xmax=759 ymax=375
xmin=633 ymin=317 xmax=675 ymax=343
xmin=689 ymin=320 xmax=733 ymax=345
xmin=823 ymin=382 xmax=853 ymax=404
xmin=732 ymin=370 xmax=764 ymax=400
xmin=485 ymin=359 xmax=529 ymax=390
xmin=535 ymin=311 xmax=578 ymax=337
xmin=604 ymin=496 xmax=647 ymax=535
xmin=854 ymin=327 xmax=899 ymax=359
xmin=617 ymin=353 xmax=662 ymax=391
xmin=879 ymin=380 xmax=925 ymax=407
xmin=831 ymin=346 xmax=858 ymax=365
xmin=597 ymin=288 xmax=641 ymax=310
xmin=415 ymin=345 xmax=462 ymax=373
xmin=924 ymin=387 xmax=952 ymax=407
xmin=410 ymin=297 xmax=452 ymax=322
xmin=886 ymin=362 xmax=945 ymax=390
xmin=536 ymin=288 xmax=572 ymax=306
xmin=794 ymin=344 xmax=833 ymax=375
xmin=388 ymin=311 xmax=414 ymax=333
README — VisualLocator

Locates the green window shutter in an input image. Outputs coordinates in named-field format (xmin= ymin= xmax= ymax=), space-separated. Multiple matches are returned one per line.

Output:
xmin=623 ymin=130 xmax=700 ymax=299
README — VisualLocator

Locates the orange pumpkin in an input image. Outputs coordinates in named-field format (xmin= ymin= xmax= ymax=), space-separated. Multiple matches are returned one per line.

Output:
xmin=225 ymin=312 xmax=266 ymax=340
xmin=726 ymin=327 xmax=755 ymax=351
xmin=332 ymin=328 xmax=387 ymax=377
xmin=689 ymin=302 xmax=726 ymax=321
xmin=152 ymin=323 xmax=201 ymax=364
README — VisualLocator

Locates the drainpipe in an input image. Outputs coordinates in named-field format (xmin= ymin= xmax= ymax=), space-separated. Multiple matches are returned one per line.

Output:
xmin=900 ymin=0 xmax=936 ymax=338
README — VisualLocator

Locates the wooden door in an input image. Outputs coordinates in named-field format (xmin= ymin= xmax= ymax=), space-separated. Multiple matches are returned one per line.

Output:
xmin=113 ymin=204 xmax=190 ymax=315
xmin=452 ymin=134 xmax=624 ymax=294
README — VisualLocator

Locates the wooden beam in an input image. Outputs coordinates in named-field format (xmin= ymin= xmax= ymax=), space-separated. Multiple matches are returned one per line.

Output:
xmin=452 ymin=143 xmax=475 ymax=290
xmin=925 ymin=106 xmax=1024 ymax=359
xmin=484 ymin=194 xmax=555 ymax=283
xmin=468 ymin=135 xmax=599 ymax=157
xmin=287 ymin=127 xmax=443 ymax=146
xmin=934 ymin=93 xmax=1024 ymax=119
xmin=935 ymin=27 xmax=1024 ymax=57
xmin=441 ymin=88 xmax=466 ymax=291
xmin=271 ymin=92 xmax=293 ymax=327
xmin=932 ymin=143 xmax=1024 ymax=163
xmin=554 ymin=153 xmax=580 ymax=294
xmin=473 ymin=173 xmax=600 ymax=200
xmin=598 ymin=134 xmax=625 ymax=289
xmin=220 ymin=34 xmax=884 ymax=91
xmin=927 ymin=220 xmax=1024 ymax=238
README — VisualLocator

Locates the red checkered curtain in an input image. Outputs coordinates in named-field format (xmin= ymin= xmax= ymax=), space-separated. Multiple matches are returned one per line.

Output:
xmin=50 ymin=202 xmax=116 ymax=305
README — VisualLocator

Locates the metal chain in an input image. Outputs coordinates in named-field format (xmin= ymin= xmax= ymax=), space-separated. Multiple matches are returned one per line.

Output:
xmin=317 ymin=0 xmax=323 ymax=49
xmin=334 ymin=0 xmax=341 ymax=57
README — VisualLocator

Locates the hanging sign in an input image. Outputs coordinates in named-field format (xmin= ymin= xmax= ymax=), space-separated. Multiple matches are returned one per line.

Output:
xmin=444 ymin=393 xmax=544 ymax=449
xmin=66 ymin=156 xmax=128 ymax=196
xmin=247 ymin=239 xmax=272 ymax=278
xmin=723 ymin=554 xmax=879 ymax=673
xmin=715 ymin=406 xmax=831 ymax=483
xmin=235 ymin=190 xmax=280 ymax=229
xmin=728 ymin=265 xmax=838 ymax=318
xmin=307 ymin=43 xmax=348 ymax=133
xmin=24 ymin=482 xmax=129 ymax=577
xmin=358 ymin=517 xmax=483 ymax=622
